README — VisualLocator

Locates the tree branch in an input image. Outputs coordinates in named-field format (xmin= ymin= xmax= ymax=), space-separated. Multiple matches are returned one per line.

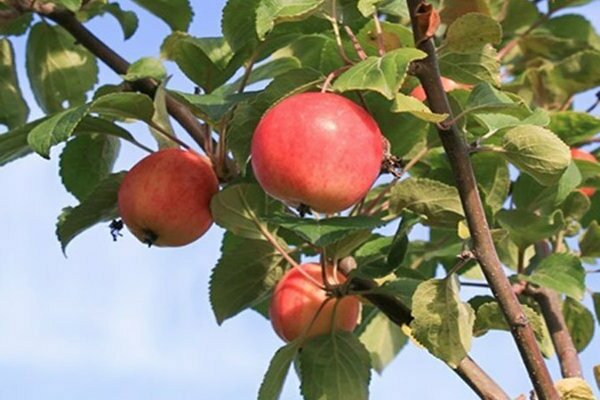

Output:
xmin=404 ymin=1 xmax=558 ymax=399
xmin=40 ymin=9 xmax=237 ymax=180
xmin=339 ymin=258 xmax=510 ymax=400
xmin=527 ymin=242 xmax=582 ymax=378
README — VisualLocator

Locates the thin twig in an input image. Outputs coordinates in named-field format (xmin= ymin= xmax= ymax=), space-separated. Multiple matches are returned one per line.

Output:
xmin=372 ymin=12 xmax=386 ymax=56
xmin=344 ymin=25 xmax=367 ymax=60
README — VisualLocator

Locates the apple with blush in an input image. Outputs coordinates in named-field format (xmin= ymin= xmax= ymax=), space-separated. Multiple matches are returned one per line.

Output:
xmin=269 ymin=263 xmax=361 ymax=342
xmin=118 ymin=148 xmax=219 ymax=247
xmin=251 ymin=92 xmax=384 ymax=214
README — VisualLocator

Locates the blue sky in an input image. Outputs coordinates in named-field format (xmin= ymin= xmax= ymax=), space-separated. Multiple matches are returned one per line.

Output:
xmin=0 ymin=1 xmax=599 ymax=399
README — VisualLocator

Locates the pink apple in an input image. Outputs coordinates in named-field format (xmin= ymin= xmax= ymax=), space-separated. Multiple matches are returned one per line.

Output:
xmin=118 ymin=148 xmax=219 ymax=247
xmin=251 ymin=92 xmax=384 ymax=213
xmin=269 ymin=263 xmax=361 ymax=342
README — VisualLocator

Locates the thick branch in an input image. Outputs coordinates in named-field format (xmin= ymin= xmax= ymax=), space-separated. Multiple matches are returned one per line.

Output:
xmin=41 ymin=9 xmax=237 ymax=179
xmin=339 ymin=260 xmax=510 ymax=399
xmin=528 ymin=242 xmax=582 ymax=378
xmin=405 ymin=1 xmax=558 ymax=399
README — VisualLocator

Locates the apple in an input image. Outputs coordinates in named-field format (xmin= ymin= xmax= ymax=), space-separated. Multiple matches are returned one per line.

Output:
xmin=571 ymin=148 xmax=598 ymax=197
xmin=251 ymin=92 xmax=384 ymax=213
xmin=269 ymin=263 xmax=361 ymax=342
xmin=118 ymin=148 xmax=219 ymax=247
xmin=411 ymin=77 xmax=470 ymax=101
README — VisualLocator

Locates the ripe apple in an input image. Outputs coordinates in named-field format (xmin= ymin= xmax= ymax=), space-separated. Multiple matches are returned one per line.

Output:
xmin=411 ymin=77 xmax=469 ymax=101
xmin=571 ymin=148 xmax=598 ymax=197
xmin=251 ymin=92 xmax=384 ymax=213
xmin=118 ymin=148 xmax=219 ymax=247
xmin=269 ymin=263 xmax=361 ymax=342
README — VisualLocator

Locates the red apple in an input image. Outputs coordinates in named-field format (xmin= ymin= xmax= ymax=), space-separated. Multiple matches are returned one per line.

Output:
xmin=269 ymin=263 xmax=361 ymax=342
xmin=410 ymin=77 xmax=469 ymax=101
xmin=251 ymin=92 xmax=384 ymax=213
xmin=118 ymin=148 xmax=219 ymax=247
xmin=571 ymin=148 xmax=598 ymax=197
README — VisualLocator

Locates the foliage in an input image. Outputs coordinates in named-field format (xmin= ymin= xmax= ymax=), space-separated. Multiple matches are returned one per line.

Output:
xmin=1 ymin=0 xmax=600 ymax=398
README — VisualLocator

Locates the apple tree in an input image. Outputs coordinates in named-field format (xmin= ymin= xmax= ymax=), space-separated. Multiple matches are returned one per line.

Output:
xmin=1 ymin=0 xmax=600 ymax=398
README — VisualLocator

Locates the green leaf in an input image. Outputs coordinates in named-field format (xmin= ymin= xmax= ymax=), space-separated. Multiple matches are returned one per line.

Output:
xmin=221 ymin=0 xmax=260 ymax=52
xmin=28 ymin=106 xmax=92 ymax=159
xmin=90 ymin=92 xmax=155 ymax=121
xmin=392 ymin=93 xmax=449 ymax=122
xmin=76 ymin=116 xmax=149 ymax=153
xmin=358 ymin=312 xmax=407 ymax=374
xmin=439 ymin=0 xmax=491 ymax=26
xmin=27 ymin=93 xmax=154 ymax=158
xmin=272 ymin=34 xmax=343 ymax=72
xmin=357 ymin=0 xmax=380 ymax=16
xmin=161 ymin=33 xmax=238 ymax=93
xmin=255 ymin=0 xmax=326 ymax=40
xmin=0 ymin=118 xmax=49 ymax=166
xmin=370 ymin=277 xmax=422 ymax=308
xmin=562 ymin=191 xmax=591 ymax=221
xmin=101 ymin=3 xmax=139 ymax=40
xmin=299 ymin=332 xmax=371 ymax=400
xmin=171 ymin=90 xmax=258 ymax=126
xmin=59 ymin=133 xmax=120 ymax=202
xmin=501 ymin=0 xmax=539 ymax=35
xmin=123 ymin=57 xmax=166 ymax=82
xmin=131 ymin=0 xmax=193 ymax=31
xmin=149 ymin=82 xmax=178 ymax=149
xmin=471 ymin=108 xmax=550 ymax=134
xmin=0 ymin=39 xmax=28 ymax=129
xmin=592 ymin=293 xmax=600 ymax=327
xmin=520 ymin=253 xmax=585 ymax=300
xmin=410 ymin=277 xmax=474 ymax=367
xmin=333 ymin=48 xmax=426 ymax=100
xmin=26 ymin=22 xmax=98 ymax=113
xmin=580 ymin=221 xmax=600 ymax=258
xmin=555 ymin=377 xmax=596 ymax=400
xmin=267 ymin=216 xmax=384 ymax=247
xmin=549 ymin=0 xmax=597 ymax=12
xmin=563 ymin=297 xmax=595 ymax=353
xmin=445 ymin=13 xmax=502 ymax=53
xmin=356 ymin=19 xmax=414 ymax=56
xmin=56 ymin=172 xmax=125 ymax=253
xmin=462 ymin=83 xmax=525 ymax=117
xmin=549 ymin=111 xmax=600 ymax=146
xmin=50 ymin=0 xmax=82 ymax=11
xmin=223 ymin=57 xmax=302 ymax=95
xmin=210 ymin=232 xmax=285 ymax=324
xmin=471 ymin=152 xmax=510 ymax=213
xmin=258 ymin=342 xmax=299 ymax=400
xmin=496 ymin=209 xmax=565 ymax=248
xmin=210 ymin=183 xmax=283 ymax=240
xmin=0 ymin=5 xmax=32 ymax=36
xmin=390 ymin=178 xmax=464 ymax=227
xmin=472 ymin=300 xmax=554 ymax=357
xmin=438 ymin=45 xmax=501 ymax=86
xmin=500 ymin=125 xmax=571 ymax=186
xmin=228 ymin=68 xmax=323 ymax=171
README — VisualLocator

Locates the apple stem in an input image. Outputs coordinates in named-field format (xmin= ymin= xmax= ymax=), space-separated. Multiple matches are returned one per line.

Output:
xmin=327 ymin=0 xmax=354 ymax=65
xmin=344 ymin=25 xmax=367 ymax=61
xmin=372 ymin=12 xmax=386 ymax=57
xmin=320 ymin=66 xmax=351 ymax=93
xmin=148 ymin=121 xmax=191 ymax=150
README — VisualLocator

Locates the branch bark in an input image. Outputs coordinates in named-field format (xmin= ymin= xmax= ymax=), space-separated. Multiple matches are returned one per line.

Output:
xmin=39 ymin=9 xmax=237 ymax=180
xmin=404 ymin=1 xmax=559 ymax=399
xmin=339 ymin=259 xmax=510 ymax=400
xmin=528 ymin=242 xmax=583 ymax=378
